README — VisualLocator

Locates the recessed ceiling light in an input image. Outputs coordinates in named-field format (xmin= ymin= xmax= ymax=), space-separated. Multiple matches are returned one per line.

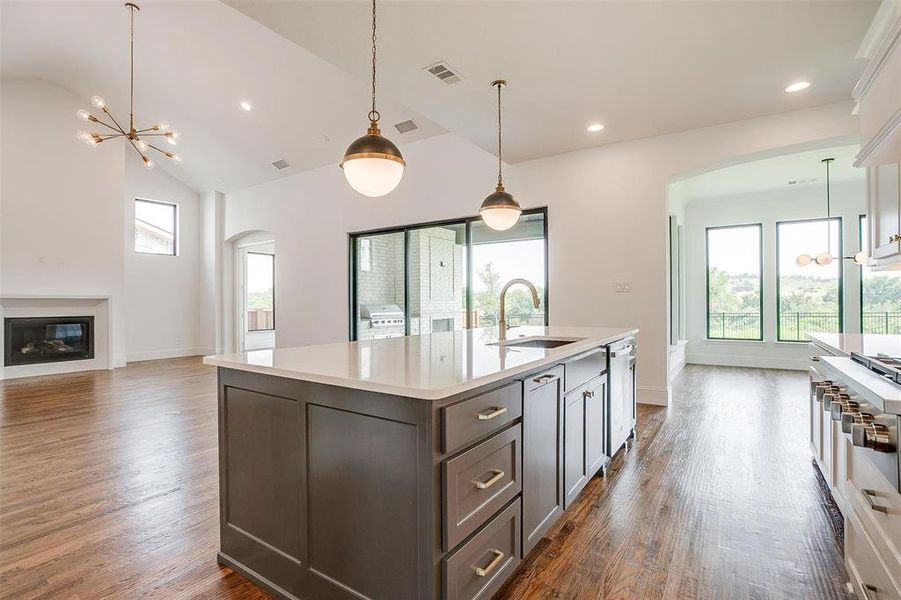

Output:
xmin=784 ymin=81 xmax=810 ymax=93
xmin=240 ymin=101 xmax=252 ymax=111
xmin=587 ymin=123 xmax=604 ymax=132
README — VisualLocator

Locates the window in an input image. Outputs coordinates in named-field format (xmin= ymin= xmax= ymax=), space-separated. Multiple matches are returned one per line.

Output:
xmin=134 ymin=199 xmax=177 ymax=255
xmin=777 ymin=218 xmax=842 ymax=341
xmin=706 ymin=224 xmax=762 ymax=340
xmin=860 ymin=215 xmax=901 ymax=334
xmin=349 ymin=209 xmax=548 ymax=341
xmin=245 ymin=252 xmax=274 ymax=332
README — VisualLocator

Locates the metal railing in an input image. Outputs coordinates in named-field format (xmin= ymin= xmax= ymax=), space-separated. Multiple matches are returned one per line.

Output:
xmin=710 ymin=311 xmax=901 ymax=340
xmin=708 ymin=312 xmax=761 ymax=339
xmin=779 ymin=312 xmax=839 ymax=341
xmin=862 ymin=312 xmax=901 ymax=335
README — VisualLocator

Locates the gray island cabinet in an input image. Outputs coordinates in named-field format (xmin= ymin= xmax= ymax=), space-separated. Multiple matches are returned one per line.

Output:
xmin=204 ymin=326 xmax=637 ymax=600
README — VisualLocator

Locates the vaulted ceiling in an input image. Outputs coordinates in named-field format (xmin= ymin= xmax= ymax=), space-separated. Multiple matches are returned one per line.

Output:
xmin=2 ymin=0 xmax=879 ymax=194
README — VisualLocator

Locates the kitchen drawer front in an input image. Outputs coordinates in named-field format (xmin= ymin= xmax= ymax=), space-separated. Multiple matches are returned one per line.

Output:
xmin=443 ymin=425 xmax=522 ymax=550
xmin=443 ymin=499 xmax=521 ymax=600
xmin=844 ymin=438 xmax=901 ymax=575
xmin=443 ymin=382 xmax=522 ymax=453
xmin=564 ymin=348 xmax=606 ymax=394
xmin=845 ymin=508 xmax=901 ymax=600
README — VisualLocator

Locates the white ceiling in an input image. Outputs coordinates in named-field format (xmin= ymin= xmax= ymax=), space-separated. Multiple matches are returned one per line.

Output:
xmin=0 ymin=0 xmax=444 ymax=192
xmin=674 ymin=144 xmax=864 ymax=200
xmin=1 ymin=1 xmax=879 ymax=193
xmin=226 ymin=0 xmax=879 ymax=164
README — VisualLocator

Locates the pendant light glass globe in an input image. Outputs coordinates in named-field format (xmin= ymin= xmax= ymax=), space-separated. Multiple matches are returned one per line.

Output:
xmin=795 ymin=253 xmax=813 ymax=267
xmin=480 ymin=185 xmax=522 ymax=231
xmin=341 ymin=123 xmax=405 ymax=197
xmin=815 ymin=252 xmax=833 ymax=266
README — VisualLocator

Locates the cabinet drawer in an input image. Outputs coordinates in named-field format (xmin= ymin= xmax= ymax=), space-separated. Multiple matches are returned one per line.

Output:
xmin=443 ymin=382 xmax=522 ymax=453
xmin=564 ymin=348 xmax=606 ymax=394
xmin=844 ymin=439 xmax=901 ymax=575
xmin=443 ymin=425 xmax=522 ymax=551
xmin=443 ymin=499 xmax=521 ymax=600
xmin=845 ymin=509 xmax=901 ymax=600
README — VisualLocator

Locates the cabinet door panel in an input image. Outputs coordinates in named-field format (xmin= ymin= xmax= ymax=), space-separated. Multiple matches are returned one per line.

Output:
xmin=872 ymin=164 xmax=901 ymax=260
xmin=564 ymin=386 xmax=587 ymax=509
xmin=522 ymin=367 xmax=564 ymax=555
xmin=585 ymin=376 xmax=607 ymax=477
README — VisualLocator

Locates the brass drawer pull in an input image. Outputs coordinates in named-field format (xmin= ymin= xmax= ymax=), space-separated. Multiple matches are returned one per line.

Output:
xmin=809 ymin=355 xmax=820 ymax=362
xmin=473 ymin=469 xmax=505 ymax=490
xmin=532 ymin=374 xmax=560 ymax=385
xmin=474 ymin=549 xmax=505 ymax=577
xmin=862 ymin=488 xmax=888 ymax=513
xmin=476 ymin=406 xmax=507 ymax=421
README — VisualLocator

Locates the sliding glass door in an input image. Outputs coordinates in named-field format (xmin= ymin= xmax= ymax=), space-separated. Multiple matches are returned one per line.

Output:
xmin=349 ymin=209 xmax=547 ymax=340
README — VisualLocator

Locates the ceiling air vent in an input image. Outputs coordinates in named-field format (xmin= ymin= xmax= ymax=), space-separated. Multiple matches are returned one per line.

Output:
xmin=423 ymin=61 xmax=462 ymax=84
xmin=394 ymin=120 xmax=418 ymax=134
xmin=272 ymin=159 xmax=290 ymax=170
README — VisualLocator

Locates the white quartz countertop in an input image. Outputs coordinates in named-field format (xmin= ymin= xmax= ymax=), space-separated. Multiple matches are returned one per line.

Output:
xmin=203 ymin=326 xmax=637 ymax=400
xmin=809 ymin=333 xmax=901 ymax=358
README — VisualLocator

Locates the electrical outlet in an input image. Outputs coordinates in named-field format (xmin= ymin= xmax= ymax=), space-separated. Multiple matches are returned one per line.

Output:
xmin=615 ymin=281 xmax=633 ymax=293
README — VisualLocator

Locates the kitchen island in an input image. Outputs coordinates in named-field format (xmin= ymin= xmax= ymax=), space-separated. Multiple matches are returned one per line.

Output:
xmin=204 ymin=325 xmax=637 ymax=600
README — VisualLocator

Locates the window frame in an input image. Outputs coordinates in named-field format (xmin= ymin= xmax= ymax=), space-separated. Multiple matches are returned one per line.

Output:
xmin=134 ymin=197 xmax=178 ymax=256
xmin=347 ymin=207 xmax=549 ymax=341
xmin=705 ymin=222 xmax=764 ymax=342
xmin=775 ymin=216 xmax=844 ymax=343
xmin=245 ymin=250 xmax=276 ymax=332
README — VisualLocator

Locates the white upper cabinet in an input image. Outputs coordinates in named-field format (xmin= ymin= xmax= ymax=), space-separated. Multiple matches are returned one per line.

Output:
xmin=853 ymin=0 xmax=901 ymax=168
xmin=868 ymin=163 xmax=901 ymax=263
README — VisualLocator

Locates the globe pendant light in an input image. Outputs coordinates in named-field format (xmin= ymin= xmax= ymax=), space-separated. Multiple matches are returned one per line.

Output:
xmin=340 ymin=0 xmax=405 ymax=197
xmin=480 ymin=80 xmax=522 ymax=231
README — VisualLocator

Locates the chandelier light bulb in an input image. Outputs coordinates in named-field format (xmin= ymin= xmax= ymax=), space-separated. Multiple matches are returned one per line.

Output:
xmin=170 ymin=153 xmax=182 ymax=162
xmin=76 ymin=129 xmax=91 ymax=142
xmin=156 ymin=122 xmax=170 ymax=131
xmin=91 ymin=95 xmax=106 ymax=109
xmin=143 ymin=156 xmax=154 ymax=170
xmin=166 ymin=136 xmax=177 ymax=146
xmin=135 ymin=139 xmax=148 ymax=151
xmin=795 ymin=254 xmax=813 ymax=267
xmin=76 ymin=109 xmax=92 ymax=121
xmin=815 ymin=252 xmax=833 ymax=266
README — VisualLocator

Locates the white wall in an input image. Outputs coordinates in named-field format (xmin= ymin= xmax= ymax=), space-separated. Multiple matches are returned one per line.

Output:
xmin=682 ymin=180 xmax=866 ymax=370
xmin=1 ymin=79 xmax=127 ymax=366
xmin=222 ymin=102 xmax=860 ymax=405
xmin=1 ymin=78 xmax=211 ymax=369
xmin=124 ymin=152 xmax=208 ymax=362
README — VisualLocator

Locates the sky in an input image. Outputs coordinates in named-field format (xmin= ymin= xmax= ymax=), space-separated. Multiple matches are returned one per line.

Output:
xmin=472 ymin=239 xmax=546 ymax=292
xmin=246 ymin=253 xmax=274 ymax=294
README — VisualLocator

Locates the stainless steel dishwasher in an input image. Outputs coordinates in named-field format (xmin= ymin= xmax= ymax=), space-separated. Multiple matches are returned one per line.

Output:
xmin=607 ymin=337 xmax=637 ymax=457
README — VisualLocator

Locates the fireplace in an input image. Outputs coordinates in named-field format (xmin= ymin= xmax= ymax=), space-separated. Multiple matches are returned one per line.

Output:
xmin=4 ymin=316 xmax=95 ymax=366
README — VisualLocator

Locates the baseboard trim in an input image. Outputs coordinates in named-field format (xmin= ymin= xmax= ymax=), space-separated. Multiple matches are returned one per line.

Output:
xmin=637 ymin=385 xmax=669 ymax=406
xmin=125 ymin=347 xmax=214 ymax=363
xmin=687 ymin=353 xmax=808 ymax=371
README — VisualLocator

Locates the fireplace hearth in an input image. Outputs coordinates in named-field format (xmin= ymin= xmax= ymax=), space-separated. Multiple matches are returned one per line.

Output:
xmin=4 ymin=316 xmax=94 ymax=366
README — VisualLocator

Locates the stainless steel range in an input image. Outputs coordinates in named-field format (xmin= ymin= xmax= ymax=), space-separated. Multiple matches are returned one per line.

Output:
xmin=820 ymin=353 xmax=900 ymax=492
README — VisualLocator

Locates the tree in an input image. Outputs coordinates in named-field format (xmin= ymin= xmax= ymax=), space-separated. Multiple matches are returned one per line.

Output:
xmin=473 ymin=262 xmax=543 ymax=326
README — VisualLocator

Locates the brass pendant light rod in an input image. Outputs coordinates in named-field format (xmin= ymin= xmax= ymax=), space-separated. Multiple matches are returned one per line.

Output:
xmin=493 ymin=79 xmax=506 ymax=190
xmin=127 ymin=2 xmax=138 ymax=133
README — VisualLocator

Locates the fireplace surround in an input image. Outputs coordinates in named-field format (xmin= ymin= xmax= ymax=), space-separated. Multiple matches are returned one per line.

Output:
xmin=4 ymin=316 xmax=95 ymax=366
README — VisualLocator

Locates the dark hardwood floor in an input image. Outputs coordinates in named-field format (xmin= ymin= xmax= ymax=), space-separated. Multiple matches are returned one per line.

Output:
xmin=0 ymin=361 xmax=848 ymax=599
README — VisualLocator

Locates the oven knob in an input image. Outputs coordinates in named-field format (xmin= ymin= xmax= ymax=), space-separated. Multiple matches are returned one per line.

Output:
xmin=815 ymin=383 xmax=834 ymax=402
xmin=831 ymin=399 xmax=859 ymax=421
xmin=823 ymin=392 xmax=848 ymax=410
xmin=852 ymin=422 xmax=895 ymax=453
xmin=842 ymin=412 xmax=873 ymax=434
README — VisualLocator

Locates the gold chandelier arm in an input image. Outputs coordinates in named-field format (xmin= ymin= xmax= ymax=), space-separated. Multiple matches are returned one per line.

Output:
xmin=93 ymin=118 xmax=126 ymax=135
xmin=146 ymin=143 xmax=175 ymax=157
xmin=101 ymin=106 xmax=130 ymax=136
xmin=138 ymin=132 xmax=173 ymax=136
xmin=96 ymin=133 xmax=126 ymax=140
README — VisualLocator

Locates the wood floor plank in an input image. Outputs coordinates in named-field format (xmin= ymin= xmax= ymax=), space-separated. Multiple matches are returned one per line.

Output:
xmin=0 ymin=360 xmax=848 ymax=599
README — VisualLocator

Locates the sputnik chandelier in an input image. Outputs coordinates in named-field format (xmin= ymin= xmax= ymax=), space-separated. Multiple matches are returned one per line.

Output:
xmin=76 ymin=3 xmax=180 ymax=169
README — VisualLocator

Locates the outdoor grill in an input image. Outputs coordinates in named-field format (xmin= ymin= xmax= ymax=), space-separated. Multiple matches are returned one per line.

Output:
xmin=361 ymin=304 xmax=405 ymax=328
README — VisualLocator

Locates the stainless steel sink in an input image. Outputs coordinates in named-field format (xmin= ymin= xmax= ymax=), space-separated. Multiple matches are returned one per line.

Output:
xmin=489 ymin=336 xmax=585 ymax=349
